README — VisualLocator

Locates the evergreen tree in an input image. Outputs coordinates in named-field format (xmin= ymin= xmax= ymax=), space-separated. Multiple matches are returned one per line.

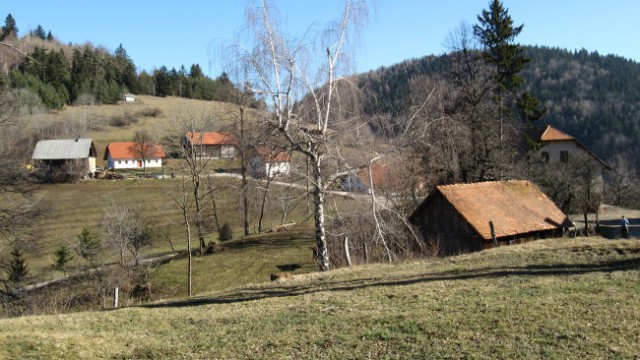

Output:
xmin=1 ymin=13 xmax=18 ymax=40
xmin=153 ymin=66 xmax=173 ymax=97
xmin=189 ymin=63 xmax=203 ymax=78
xmin=8 ymin=247 xmax=28 ymax=284
xmin=53 ymin=244 xmax=74 ymax=277
xmin=34 ymin=25 xmax=46 ymax=40
xmin=114 ymin=43 xmax=138 ymax=93
xmin=137 ymin=70 xmax=155 ymax=94
xmin=218 ymin=222 xmax=234 ymax=241
xmin=76 ymin=228 xmax=101 ymax=266
xmin=46 ymin=30 xmax=53 ymax=41
xmin=473 ymin=0 xmax=544 ymax=124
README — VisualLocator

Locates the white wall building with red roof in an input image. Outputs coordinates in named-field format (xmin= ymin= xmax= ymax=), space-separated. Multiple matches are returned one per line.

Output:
xmin=248 ymin=147 xmax=291 ymax=178
xmin=104 ymin=142 xmax=165 ymax=170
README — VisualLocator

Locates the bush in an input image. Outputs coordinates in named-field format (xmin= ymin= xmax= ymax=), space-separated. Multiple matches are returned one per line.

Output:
xmin=108 ymin=115 xmax=138 ymax=127
xmin=137 ymin=107 xmax=162 ymax=118
xmin=218 ymin=222 xmax=233 ymax=241
xmin=326 ymin=211 xmax=425 ymax=268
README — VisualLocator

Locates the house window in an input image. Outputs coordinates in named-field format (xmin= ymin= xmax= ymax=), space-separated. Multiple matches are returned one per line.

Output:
xmin=560 ymin=151 xmax=569 ymax=163
xmin=541 ymin=151 xmax=549 ymax=163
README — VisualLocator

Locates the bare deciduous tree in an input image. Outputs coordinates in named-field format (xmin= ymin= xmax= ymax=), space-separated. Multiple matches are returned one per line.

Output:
xmin=102 ymin=203 xmax=154 ymax=268
xmin=129 ymin=130 xmax=159 ymax=172
xmin=605 ymin=154 xmax=639 ymax=208
xmin=164 ymin=109 xmax=216 ymax=254
xmin=236 ymin=0 xmax=369 ymax=271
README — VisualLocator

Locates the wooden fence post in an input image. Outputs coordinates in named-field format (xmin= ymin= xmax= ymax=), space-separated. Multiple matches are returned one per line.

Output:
xmin=489 ymin=221 xmax=497 ymax=246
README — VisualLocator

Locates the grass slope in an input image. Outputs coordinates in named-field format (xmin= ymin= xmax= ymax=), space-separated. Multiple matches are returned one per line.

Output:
xmin=26 ymin=177 xmax=336 ymax=280
xmin=1 ymin=237 xmax=638 ymax=359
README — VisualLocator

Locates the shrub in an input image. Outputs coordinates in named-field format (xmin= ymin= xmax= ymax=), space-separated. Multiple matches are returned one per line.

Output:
xmin=218 ymin=222 xmax=233 ymax=241
xmin=137 ymin=107 xmax=162 ymax=118
xmin=108 ymin=115 xmax=138 ymax=127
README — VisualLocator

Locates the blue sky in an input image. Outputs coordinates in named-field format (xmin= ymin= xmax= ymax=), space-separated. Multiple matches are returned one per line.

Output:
xmin=4 ymin=1 xmax=639 ymax=77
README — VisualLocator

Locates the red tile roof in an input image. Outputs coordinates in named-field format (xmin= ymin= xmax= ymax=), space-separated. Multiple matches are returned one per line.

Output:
xmin=357 ymin=163 xmax=395 ymax=190
xmin=420 ymin=180 xmax=569 ymax=240
xmin=104 ymin=142 xmax=166 ymax=160
xmin=185 ymin=132 xmax=237 ymax=146
xmin=539 ymin=125 xmax=574 ymax=141
xmin=255 ymin=147 xmax=291 ymax=163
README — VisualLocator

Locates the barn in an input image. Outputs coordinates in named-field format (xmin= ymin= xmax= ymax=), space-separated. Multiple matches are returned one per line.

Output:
xmin=409 ymin=180 xmax=570 ymax=255
xmin=184 ymin=132 xmax=237 ymax=159
xmin=32 ymin=138 xmax=98 ymax=179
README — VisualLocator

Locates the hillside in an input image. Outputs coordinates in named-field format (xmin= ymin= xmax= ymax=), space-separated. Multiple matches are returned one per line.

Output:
xmin=355 ymin=46 xmax=640 ymax=164
xmin=0 ymin=237 xmax=638 ymax=359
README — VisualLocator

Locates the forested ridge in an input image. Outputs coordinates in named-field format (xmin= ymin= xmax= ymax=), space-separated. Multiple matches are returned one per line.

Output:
xmin=3 ymin=13 xmax=639 ymax=163
xmin=355 ymin=45 xmax=640 ymax=163
xmin=0 ymin=14 xmax=257 ymax=109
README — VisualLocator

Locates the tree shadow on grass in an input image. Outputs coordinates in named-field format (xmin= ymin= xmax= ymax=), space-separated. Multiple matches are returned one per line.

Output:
xmin=136 ymin=255 xmax=640 ymax=310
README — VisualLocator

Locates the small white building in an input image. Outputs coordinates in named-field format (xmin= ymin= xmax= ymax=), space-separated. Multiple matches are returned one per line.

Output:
xmin=104 ymin=142 xmax=165 ymax=170
xmin=248 ymin=147 xmax=291 ymax=178
xmin=124 ymin=94 xmax=136 ymax=103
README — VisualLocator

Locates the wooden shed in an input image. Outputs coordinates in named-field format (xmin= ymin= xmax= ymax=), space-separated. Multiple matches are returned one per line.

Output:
xmin=32 ymin=138 xmax=97 ymax=178
xmin=409 ymin=180 xmax=570 ymax=255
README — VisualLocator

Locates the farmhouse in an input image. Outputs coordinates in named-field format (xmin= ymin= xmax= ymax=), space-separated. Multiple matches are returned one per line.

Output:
xmin=248 ymin=147 xmax=291 ymax=178
xmin=32 ymin=138 xmax=98 ymax=178
xmin=104 ymin=142 xmax=165 ymax=170
xmin=409 ymin=180 xmax=570 ymax=255
xmin=535 ymin=124 xmax=610 ymax=173
xmin=184 ymin=132 xmax=237 ymax=158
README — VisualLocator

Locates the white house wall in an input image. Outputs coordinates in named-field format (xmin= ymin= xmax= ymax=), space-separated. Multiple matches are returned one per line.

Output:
xmin=88 ymin=157 xmax=96 ymax=174
xmin=539 ymin=141 xmax=582 ymax=163
xmin=249 ymin=157 xmax=290 ymax=177
xmin=538 ymin=140 xmax=606 ymax=191
xmin=107 ymin=154 xmax=163 ymax=169
xmin=266 ymin=162 xmax=290 ymax=177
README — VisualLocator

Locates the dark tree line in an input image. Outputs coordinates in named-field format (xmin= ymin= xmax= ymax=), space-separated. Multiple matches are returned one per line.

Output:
xmin=3 ymin=13 xmax=260 ymax=109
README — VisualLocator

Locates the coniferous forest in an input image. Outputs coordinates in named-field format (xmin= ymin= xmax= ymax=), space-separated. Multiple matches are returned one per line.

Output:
xmin=0 ymin=14 xmax=256 ymax=109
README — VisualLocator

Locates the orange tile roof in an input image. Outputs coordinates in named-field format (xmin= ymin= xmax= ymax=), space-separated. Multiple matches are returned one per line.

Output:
xmin=186 ymin=132 xmax=237 ymax=146
xmin=539 ymin=125 xmax=574 ymax=141
xmin=357 ymin=163 xmax=395 ymax=190
xmin=255 ymin=147 xmax=291 ymax=162
xmin=422 ymin=180 xmax=568 ymax=240
xmin=104 ymin=142 xmax=166 ymax=160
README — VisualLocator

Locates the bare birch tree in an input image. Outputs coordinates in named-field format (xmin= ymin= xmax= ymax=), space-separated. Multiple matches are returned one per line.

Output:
xmin=236 ymin=0 xmax=368 ymax=271
xmin=164 ymin=109 xmax=216 ymax=254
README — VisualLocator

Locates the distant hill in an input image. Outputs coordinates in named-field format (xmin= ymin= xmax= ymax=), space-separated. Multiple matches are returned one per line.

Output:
xmin=0 ymin=13 xmax=261 ymax=109
xmin=354 ymin=46 xmax=640 ymax=163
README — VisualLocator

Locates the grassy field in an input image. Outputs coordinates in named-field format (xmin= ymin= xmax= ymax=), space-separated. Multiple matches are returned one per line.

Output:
xmin=22 ymin=176 xmax=363 ymax=282
xmin=1 ymin=236 xmax=638 ymax=359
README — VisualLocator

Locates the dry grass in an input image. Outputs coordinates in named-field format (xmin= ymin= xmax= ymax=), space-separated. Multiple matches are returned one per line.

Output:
xmin=1 ymin=237 xmax=638 ymax=359
xmin=23 ymin=176 xmax=364 ymax=283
